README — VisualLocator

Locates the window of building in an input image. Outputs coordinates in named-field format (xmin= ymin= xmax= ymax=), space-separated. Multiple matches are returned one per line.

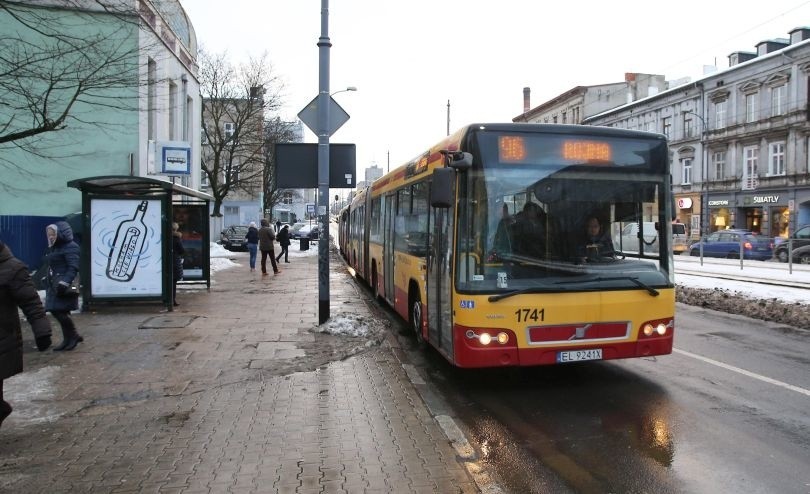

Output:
xmin=771 ymin=84 xmax=786 ymax=116
xmin=662 ymin=117 xmax=671 ymax=139
xmin=715 ymin=100 xmax=726 ymax=128
xmin=184 ymin=96 xmax=192 ymax=141
xmin=745 ymin=93 xmax=757 ymax=123
xmin=283 ymin=192 xmax=293 ymax=204
xmin=743 ymin=146 xmax=759 ymax=189
xmin=224 ymin=206 xmax=239 ymax=215
xmin=228 ymin=164 xmax=240 ymax=183
xmin=681 ymin=158 xmax=692 ymax=185
xmin=224 ymin=122 xmax=235 ymax=140
xmin=169 ymin=81 xmax=177 ymax=140
xmin=683 ymin=115 xmax=694 ymax=139
xmin=712 ymin=150 xmax=726 ymax=181
xmin=147 ymin=58 xmax=156 ymax=140
xmin=768 ymin=141 xmax=786 ymax=176
xmin=562 ymin=111 xmax=567 ymax=124
xmin=552 ymin=115 xmax=558 ymax=123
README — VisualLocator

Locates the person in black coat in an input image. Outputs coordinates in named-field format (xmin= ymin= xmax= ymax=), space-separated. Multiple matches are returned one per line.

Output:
xmin=172 ymin=222 xmax=185 ymax=307
xmin=45 ymin=221 xmax=83 ymax=351
xmin=275 ymin=224 xmax=291 ymax=263
xmin=0 ymin=240 xmax=52 ymax=427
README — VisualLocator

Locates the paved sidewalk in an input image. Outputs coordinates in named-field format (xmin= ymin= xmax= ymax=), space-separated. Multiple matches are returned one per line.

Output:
xmin=1 ymin=241 xmax=479 ymax=493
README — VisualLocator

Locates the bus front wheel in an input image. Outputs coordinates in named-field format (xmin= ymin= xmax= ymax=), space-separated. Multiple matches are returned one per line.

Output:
xmin=410 ymin=292 xmax=425 ymax=347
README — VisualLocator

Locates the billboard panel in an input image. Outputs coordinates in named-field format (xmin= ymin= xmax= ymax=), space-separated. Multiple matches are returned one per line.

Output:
xmin=89 ymin=199 xmax=163 ymax=297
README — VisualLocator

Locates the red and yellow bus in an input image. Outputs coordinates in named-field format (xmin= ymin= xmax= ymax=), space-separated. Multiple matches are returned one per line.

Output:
xmin=339 ymin=123 xmax=675 ymax=368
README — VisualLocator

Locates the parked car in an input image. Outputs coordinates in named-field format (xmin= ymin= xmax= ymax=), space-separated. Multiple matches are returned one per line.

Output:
xmin=773 ymin=224 xmax=810 ymax=262
xmin=219 ymin=225 xmax=250 ymax=251
xmin=295 ymin=224 xmax=320 ymax=240
xmin=688 ymin=229 xmax=773 ymax=260
xmin=788 ymin=244 xmax=810 ymax=264
xmin=289 ymin=222 xmax=307 ymax=238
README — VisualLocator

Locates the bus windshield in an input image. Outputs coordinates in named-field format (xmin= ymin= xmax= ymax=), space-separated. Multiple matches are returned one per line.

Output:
xmin=455 ymin=130 xmax=673 ymax=294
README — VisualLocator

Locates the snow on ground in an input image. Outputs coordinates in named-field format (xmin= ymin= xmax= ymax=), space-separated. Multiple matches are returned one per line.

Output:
xmin=674 ymin=256 xmax=810 ymax=306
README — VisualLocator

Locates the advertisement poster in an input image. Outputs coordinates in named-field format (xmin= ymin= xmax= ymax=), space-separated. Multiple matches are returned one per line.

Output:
xmin=90 ymin=199 xmax=163 ymax=297
xmin=173 ymin=204 xmax=206 ymax=279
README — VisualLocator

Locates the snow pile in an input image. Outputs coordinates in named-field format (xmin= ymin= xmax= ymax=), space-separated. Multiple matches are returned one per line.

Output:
xmin=313 ymin=312 xmax=378 ymax=338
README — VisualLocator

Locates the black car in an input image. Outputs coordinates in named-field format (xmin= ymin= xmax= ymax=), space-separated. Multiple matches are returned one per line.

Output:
xmin=774 ymin=224 xmax=810 ymax=262
xmin=220 ymin=225 xmax=250 ymax=251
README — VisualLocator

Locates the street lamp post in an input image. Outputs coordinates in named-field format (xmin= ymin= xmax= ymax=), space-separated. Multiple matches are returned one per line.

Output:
xmin=331 ymin=86 xmax=357 ymax=96
xmin=684 ymin=110 xmax=709 ymax=237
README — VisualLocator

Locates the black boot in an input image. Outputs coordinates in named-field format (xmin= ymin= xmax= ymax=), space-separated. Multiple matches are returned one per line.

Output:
xmin=53 ymin=326 xmax=80 ymax=352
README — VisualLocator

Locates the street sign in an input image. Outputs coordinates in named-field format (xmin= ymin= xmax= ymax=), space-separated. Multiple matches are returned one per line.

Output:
xmin=298 ymin=95 xmax=350 ymax=136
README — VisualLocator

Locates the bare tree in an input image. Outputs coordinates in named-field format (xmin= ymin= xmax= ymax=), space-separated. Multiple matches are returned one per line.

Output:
xmin=261 ymin=116 xmax=299 ymax=218
xmin=200 ymin=50 xmax=283 ymax=217
xmin=0 ymin=0 xmax=145 ymax=170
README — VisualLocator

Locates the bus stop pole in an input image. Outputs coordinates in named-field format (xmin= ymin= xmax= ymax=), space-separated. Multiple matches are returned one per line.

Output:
xmin=317 ymin=0 xmax=331 ymax=324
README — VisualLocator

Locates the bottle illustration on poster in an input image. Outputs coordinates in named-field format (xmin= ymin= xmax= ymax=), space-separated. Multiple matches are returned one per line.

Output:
xmin=106 ymin=200 xmax=148 ymax=281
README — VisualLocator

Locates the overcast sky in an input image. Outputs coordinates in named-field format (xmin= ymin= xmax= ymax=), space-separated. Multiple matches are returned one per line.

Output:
xmin=180 ymin=0 xmax=810 ymax=182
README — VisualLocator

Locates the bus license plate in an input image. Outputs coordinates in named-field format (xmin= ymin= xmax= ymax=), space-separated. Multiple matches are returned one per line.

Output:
xmin=557 ymin=349 xmax=602 ymax=363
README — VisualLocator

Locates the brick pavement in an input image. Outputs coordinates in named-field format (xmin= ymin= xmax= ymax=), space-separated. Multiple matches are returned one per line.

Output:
xmin=0 ymin=241 xmax=480 ymax=493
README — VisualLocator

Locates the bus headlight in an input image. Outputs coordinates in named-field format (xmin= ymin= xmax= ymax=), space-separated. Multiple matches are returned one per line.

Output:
xmin=641 ymin=318 xmax=673 ymax=338
xmin=464 ymin=329 xmax=512 ymax=346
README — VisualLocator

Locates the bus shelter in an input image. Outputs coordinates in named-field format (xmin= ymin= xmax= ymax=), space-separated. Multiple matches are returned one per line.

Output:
xmin=67 ymin=176 xmax=213 ymax=311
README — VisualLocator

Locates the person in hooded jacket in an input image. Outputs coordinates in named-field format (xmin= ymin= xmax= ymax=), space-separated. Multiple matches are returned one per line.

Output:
xmin=45 ymin=221 xmax=83 ymax=351
xmin=275 ymin=224 xmax=291 ymax=264
xmin=245 ymin=221 xmax=259 ymax=272
xmin=0 ymin=240 xmax=52 ymax=427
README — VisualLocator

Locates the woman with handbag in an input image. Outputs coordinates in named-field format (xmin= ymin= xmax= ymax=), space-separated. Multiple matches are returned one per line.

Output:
xmin=45 ymin=222 xmax=83 ymax=351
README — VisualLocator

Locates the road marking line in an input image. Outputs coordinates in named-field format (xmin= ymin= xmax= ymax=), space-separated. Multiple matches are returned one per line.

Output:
xmin=674 ymin=348 xmax=810 ymax=397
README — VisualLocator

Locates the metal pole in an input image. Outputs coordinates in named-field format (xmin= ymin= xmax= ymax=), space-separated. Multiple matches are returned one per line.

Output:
xmin=446 ymin=99 xmax=450 ymax=136
xmin=317 ymin=0 xmax=331 ymax=324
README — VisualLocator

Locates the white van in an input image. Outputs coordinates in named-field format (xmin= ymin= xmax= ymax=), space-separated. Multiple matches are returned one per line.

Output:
xmin=615 ymin=222 xmax=659 ymax=254
xmin=615 ymin=221 xmax=688 ymax=254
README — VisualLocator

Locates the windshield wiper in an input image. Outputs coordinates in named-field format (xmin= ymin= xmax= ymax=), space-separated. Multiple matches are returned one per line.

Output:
xmin=556 ymin=276 xmax=659 ymax=296
xmin=488 ymin=286 xmax=556 ymax=302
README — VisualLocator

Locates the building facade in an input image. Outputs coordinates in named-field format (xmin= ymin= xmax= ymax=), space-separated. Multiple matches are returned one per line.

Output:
xmin=513 ymin=73 xmax=668 ymax=124
xmin=583 ymin=28 xmax=810 ymax=241
xmin=0 ymin=0 xmax=200 ymax=267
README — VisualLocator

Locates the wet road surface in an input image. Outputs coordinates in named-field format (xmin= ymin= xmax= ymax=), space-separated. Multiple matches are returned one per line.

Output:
xmin=393 ymin=302 xmax=810 ymax=493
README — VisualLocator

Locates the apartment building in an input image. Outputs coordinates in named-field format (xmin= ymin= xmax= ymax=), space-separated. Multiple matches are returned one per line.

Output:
xmin=583 ymin=28 xmax=810 ymax=240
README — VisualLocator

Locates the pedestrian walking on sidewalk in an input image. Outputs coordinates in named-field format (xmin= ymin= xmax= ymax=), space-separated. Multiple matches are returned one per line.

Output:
xmin=258 ymin=219 xmax=280 ymax=275
xmin=275 ymin=219 xmax=282 ymax=233
xmin=45 ymin=222 xmax=83 ymax=351
xmin=172 ymin=222 xmax=185 ymax=306
xmin=276 ymin=224 xmax=291 ymax=264
xmin=245 ymin=222 xmax=259 ymax=272
xmin=0 ymin=240 xmax=53 ymax=428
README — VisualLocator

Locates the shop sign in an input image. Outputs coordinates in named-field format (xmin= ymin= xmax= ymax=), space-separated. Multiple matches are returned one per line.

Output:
xmin=708 ymin=199 xmax=729 ymax=206
xmin=677 ymin=198 xmax=693 ymax=209
xmin=752 ymin=195 xmax=779 ymax=204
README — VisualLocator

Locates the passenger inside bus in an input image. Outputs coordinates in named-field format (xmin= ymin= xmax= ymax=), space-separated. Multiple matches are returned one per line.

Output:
xmin=576 ymin=214 xmax=615 ymax=262
xmin=511 ymin=201 xmax=546 ymax=258
xmin=492 ymin=203 xmax=514 ymax=254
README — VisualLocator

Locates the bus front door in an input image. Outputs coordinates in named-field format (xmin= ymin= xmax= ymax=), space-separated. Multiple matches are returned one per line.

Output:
xmin=427 ymin=205 xmax=454 ymax=355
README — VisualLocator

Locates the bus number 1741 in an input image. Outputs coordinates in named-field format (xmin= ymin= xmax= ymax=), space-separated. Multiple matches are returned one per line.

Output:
xmin=515 ymin=308 xmax=545 ymax=323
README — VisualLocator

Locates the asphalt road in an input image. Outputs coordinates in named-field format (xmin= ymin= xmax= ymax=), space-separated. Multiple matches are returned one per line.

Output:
xmin=404 ymin=302 xmax=810 ymax=494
